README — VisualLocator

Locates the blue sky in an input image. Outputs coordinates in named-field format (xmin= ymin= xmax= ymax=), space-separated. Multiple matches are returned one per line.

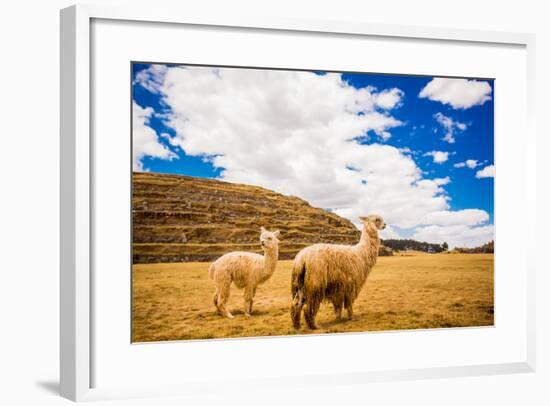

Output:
xmin=339 ymin=72 xmax=494 ymax=224
xmin=132 ymin=63 xmax=494 ymax=247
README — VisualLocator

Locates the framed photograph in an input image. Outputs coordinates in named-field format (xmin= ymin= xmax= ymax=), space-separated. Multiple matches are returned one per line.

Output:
xmin=60 ymin=4 xmax=537 ymax=401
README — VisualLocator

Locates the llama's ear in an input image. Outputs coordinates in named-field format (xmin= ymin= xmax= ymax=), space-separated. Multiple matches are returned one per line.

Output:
xmin=359 ymin=216 xmax=369 ymax=223
xmin=273 ymin=230 xmax=280 ymax=238
xmin=260 ymin=226 xmax=266 ymax=233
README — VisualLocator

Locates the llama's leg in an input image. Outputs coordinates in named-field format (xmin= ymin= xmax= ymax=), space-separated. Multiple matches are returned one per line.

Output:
xmin=332 ymin=297 xmax=343 ymax=321
xmin=243 ymin=286 xmax=256 ymax=317
xmin=212 ymin=289 xmax=219 ymax=312
xmin=290 ymin=290 xmax=304 ymax=329
xmin=250 ymin=287 xmax=257 ymax=313
xmin=344 ymin=296 xmax=354 ymax=321
xmin=304 ymin=295 xmax=321 ymax=330
xmin=217 ymin=281 xmax=234 ymax=319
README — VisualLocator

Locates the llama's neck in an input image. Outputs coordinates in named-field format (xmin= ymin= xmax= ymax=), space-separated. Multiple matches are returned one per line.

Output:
xmin=356 ymin=223 xmax=380 ymax=268
xmin=258 ymin=245 xmax=279 ymax=283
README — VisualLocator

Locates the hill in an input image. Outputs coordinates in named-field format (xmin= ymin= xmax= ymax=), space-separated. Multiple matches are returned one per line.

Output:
xmin=132 ymin=172 xmax=383 ymax=263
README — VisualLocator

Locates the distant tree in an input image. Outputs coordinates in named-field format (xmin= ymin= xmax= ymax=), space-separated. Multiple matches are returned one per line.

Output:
xmin=382 ymin=239 xmax=444 ymax=253
xmin=442 ymin=242 xmax=449 ymax=251
xmin=455 ymin=240 xmax=494 ymax=254
xmin=378 ymin=245 xmax=394 ymax=256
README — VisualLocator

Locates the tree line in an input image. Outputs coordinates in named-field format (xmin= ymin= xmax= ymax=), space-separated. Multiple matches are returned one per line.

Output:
xmin=454 ymin=240 xmax=494 ymax=253
xmin=382 ymin=239 xmax=447 ymax=253
xmin=382 ymin=239 xmax=494 ymax=254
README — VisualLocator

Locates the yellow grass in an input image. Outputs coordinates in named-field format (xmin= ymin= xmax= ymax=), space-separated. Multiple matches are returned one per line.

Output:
xmin=132 ymin=252 xmax=493 ymax=342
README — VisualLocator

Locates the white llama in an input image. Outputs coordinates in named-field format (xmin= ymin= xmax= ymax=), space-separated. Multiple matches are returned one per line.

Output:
xmin=290 ymin=214 xmax=385 ymax=329
xmin=208 ymin=227 xmax=280 ymax=318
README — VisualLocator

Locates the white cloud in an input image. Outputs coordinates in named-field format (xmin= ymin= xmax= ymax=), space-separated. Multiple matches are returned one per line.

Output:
xmin=419 ymin=77 xmax=493 ymax=109
xmin=434 ymin=112 xmax=467 ymax=143
xmin=413 ymin=207 xmax=492 ymax=248
xmin=134 ymin=65 xmax=167 ymax=94
xmin=424 ymin=150 xmax=449 ymax=164
xmin=434 ymin=177 xmax=450 ymax=186
xmin=379 ymin=224 xmax=402 ymax=240
xmin=422 ymin=209 xmax=489 ymax=227
xmin=132 ymin=102 xmax=177 ymax=171
xmin=454 ymin=159 xmax=479 ymax=169
xmin=374 ymin=88 xmax=404 ymax=109
xmin=476 ymin=164 xmax=495 ymax=178
xmin=412 ymin=224 xmax=494 ymax=249
xmin=135 ymin=65 xmax=492 ymax=245
xmin=379 ymin=131 xmax=392 ymax=141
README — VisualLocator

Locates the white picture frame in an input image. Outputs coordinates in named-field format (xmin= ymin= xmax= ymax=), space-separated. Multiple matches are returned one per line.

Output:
xmin=60 ymin=3 xmax=537 ymax=402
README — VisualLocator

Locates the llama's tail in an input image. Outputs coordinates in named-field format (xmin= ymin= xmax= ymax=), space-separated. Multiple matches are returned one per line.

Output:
xmin=291 ymin=256 xmax=306 ymax=297
xmin=290 ymin=255 xmax=306 ymax=329
xmin=208 ymin=263 xmax=216 ymax=280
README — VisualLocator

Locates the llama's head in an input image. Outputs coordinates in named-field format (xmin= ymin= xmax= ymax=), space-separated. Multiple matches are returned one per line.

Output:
xmin=359 ymin=214 xmax=386 ymax=230
xmin=260 ymin=227 xmax=280 ymax=250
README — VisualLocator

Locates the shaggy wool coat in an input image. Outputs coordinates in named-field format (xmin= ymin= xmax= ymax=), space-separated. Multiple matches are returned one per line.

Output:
xmin=209 ymin=228 xmax=280 ymax=318
xmin=291 ymin=215 xmax=383 ymax=329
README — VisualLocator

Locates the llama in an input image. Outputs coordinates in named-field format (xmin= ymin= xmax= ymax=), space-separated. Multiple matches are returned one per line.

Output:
xmin=209 ymin=227 xmax=280 ymax=318
xmin=290 ymin=214 xmax=385 ymax=329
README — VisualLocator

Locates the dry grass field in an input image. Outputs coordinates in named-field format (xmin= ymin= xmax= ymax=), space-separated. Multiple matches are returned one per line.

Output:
xmin=132 ymin=252 xmax=493 ymax=342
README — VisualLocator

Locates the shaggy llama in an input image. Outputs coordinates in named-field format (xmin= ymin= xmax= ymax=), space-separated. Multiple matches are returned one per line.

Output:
xmin=209 ymin=227 xmax=280 ymax=318
xmin=290 ymin=214 xmax=386 ymax=329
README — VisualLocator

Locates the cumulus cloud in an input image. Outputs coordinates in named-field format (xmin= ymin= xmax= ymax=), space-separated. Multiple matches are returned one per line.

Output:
xmin=476 ymin=164 xmax=495 ymax=178
xmin=132 ymin=102 xmax=177 ymax=171
xmin=379 ymin=131 xmax=392 ymax=141
xmin=454 ymin=159 xmax=479 ymax=169
xmin=419 ymin=77 xmax=492 ymax=109
xmin=375 ymin=88 xmax=404 ymax=109
xmin=412 ymin=224 xmax=494 ymax=249
xmin=134 ymin=64 xmax=167 ymax=94
xmin=434 ymin=177 xmax=450 ymax=186
xmin=422 ymin=209 xmax=489 ymax=227
xmin=434 ymin=112 xmax=467 ymax=143
xmin=134 ymin=65 xmax=492 ymax=246
xmin=424 ymin=151 xmax=449 ymax=164
xmin=379 ymin=224 xmax=402 ymax=240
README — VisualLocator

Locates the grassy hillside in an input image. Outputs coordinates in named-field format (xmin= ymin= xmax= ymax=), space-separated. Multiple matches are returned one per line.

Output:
xmin=132 ymin=172 xmax=364 ymax=263
xmin=132 ymin=252 xmax=494 ymax=342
